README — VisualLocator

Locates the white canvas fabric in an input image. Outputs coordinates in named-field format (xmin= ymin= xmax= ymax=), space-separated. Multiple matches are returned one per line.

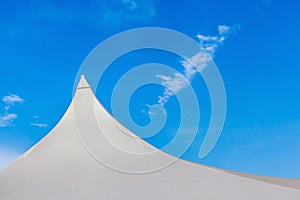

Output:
xmin=0 ymin=76 xmax=299 ymax=199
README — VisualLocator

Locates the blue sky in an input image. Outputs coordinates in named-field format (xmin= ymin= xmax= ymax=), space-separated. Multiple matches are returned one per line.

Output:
xmin=0 ymin=0 xmax=300 ymax=178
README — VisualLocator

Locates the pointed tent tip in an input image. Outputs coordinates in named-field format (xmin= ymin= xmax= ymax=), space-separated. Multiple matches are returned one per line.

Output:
xmin=76 ymin=74 xmax=91 ymax=89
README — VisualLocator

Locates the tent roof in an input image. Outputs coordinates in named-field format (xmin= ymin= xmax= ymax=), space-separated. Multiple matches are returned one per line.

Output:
xmin=0 ymin=76 xmax=299 ymax=199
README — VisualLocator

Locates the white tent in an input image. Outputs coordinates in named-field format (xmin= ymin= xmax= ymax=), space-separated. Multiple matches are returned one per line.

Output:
xmin=0 ymin=76 xmax=299 ymax=199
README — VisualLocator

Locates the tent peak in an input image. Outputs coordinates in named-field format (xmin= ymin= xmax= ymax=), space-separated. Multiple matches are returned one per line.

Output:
xmin=76 ymin=75 xmax=91 ymax=89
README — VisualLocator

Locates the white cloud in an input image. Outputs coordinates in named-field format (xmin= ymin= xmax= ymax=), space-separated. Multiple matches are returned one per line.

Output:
xmin=218 ymin=25 xmax=231 ymax=36
xmin=30 ymin=123 xmax=48 ymax=128
xmin=4 ymin=105 xmax=10 ymax=111
xmin=156 ymin=73 xmax=189 ymax=105
xmin=31 ymin=115 xmax=48 ymax=128
xmin=102 ymin=0 xmax=156 ymax=25
xmin=0 ymin=94 xmax=24 ymax=127
xmin=123 ymin=0 xmax=138 ymax=10
xmin=2 ymin=94 xmax=24 ymax=105
xmin=183 ymin=51 xmax=212 ymax=74
xmin=0 ymin=113 xmax=18 ymax=127
xmin=4 ymin=0 xmax=156 ymax=31
xmin=196 ymin=35 xmax=218 ymax=42
xmin=123 ymin=0 xmax=156 ymax=15
xmin=156 ymin=25 xmax=237 ymax=106
xmin=157 ymin=73 xmax=189 ymax=93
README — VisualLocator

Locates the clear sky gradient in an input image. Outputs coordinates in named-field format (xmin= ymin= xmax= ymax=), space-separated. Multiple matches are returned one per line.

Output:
xmin=0 ymin=0 xmax=299 ymax=178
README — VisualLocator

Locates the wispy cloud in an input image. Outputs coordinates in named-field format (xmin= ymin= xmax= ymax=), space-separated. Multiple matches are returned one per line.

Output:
xmin=0 ymin=94 xmax=24 ymax=127
xmin=123 ymin=0 xmax=156 ymax=14
xmin=0 ymin=114 xmax=18 ymax=127
xmin=156 ymin=73 xmax=189 ymax=105
xmin=157 ymin=25 xmax=238 ymax=106
xmin=30 ymin=115 xmax=48 ymax=128
xmin=101 ymin=0 xmax=156 ymax=25
xmin=30 ymin=123 xmax=48 ymax=128
xmin=8 ymin=0 xmax=156 ymax=26
xmin=218 ymin=25 xmax=232 ymax=36
xmin=2 ymin=94 xmax=24 ymax=105
xmin=1 ymin=0 xmax=157 ymax=41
